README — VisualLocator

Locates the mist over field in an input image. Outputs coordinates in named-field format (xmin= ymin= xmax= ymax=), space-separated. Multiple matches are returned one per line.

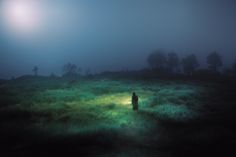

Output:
xmin=1 ymin=0 xmax=236 ymax=78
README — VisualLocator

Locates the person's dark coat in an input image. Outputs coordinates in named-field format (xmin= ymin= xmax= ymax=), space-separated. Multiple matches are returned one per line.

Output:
xmin=132 ymin=93 xmax=139 ymax=111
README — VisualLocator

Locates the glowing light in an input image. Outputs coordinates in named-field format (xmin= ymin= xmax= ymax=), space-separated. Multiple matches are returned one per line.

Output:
xmin=1 ymin=0 xmax=42 ymax=34
xmin=120 ymin=97 xmax=131 ymax=105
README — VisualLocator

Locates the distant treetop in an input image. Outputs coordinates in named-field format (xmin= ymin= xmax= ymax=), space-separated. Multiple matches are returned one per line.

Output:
xmin=147 ymin=50 xmax=167 ymax=69
xmin=207 ymin=51 xmax=223 ymax=71
xmin=182 ymin=54 xmax=199 ymax=75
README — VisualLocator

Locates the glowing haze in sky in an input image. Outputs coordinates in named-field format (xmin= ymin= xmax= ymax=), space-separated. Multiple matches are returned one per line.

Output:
xmin=1 ymin=0 xmax=42 ymax=34
xmin=0 ymin=0 xmax=236 ymax=78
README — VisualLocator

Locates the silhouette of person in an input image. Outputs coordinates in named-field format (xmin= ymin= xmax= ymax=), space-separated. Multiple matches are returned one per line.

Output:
xmin=132 ymin=92 xmax=139 ymax=111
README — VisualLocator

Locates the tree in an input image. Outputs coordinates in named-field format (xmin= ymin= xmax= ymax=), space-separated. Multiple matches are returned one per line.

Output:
xmin=147 ymin=50 xmax=167 ymax=69
xmin=62 ymin=63 xmax=78 ymax=77
xmin=167 ymin=52 xmax=179 ymax=73
xmin=207 ymin=51 xmax=223 ymax=71
xmin=182 ymin=54 xmax=199 ymax=75
xmin=32 ymin=66 xmax=38 ymax=76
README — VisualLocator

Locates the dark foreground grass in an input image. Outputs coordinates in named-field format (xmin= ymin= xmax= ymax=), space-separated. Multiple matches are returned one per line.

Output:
xmin=0 ymin=77 xmax=235 ymax=157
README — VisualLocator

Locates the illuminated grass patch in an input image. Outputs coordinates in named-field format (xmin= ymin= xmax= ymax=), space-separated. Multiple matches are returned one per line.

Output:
xmin=0 ymin=79 xmax=208 ymax=136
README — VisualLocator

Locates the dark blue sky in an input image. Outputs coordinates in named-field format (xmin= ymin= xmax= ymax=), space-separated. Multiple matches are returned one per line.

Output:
xmin=0 ymin=0 xmax=236 ymax=78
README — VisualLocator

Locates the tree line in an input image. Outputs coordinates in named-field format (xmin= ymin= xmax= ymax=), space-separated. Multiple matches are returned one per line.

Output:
xmin=30 ymin=50 xmax=236 ymax=79
xmin=146 ymin=50 xmax=229 ymax=76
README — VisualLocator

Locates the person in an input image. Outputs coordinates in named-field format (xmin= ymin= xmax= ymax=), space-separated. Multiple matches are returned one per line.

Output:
xmin=132 ymin=92 xmax=139 ymax=111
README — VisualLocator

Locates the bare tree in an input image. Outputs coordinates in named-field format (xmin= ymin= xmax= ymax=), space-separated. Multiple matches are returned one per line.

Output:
xmin=62 ymin=63 xmax=78 ymax=77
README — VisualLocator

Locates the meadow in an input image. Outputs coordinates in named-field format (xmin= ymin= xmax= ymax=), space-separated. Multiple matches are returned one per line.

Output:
xmin=0 ymin=76 xmax=235 ymax=157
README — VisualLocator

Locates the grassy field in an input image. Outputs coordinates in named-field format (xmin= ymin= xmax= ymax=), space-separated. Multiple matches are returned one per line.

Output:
xmin=0 ymin=77 xmax=235 ymax=157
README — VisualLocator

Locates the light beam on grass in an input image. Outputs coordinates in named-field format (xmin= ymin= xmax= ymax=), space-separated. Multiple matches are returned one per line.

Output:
xmin=85 ymin=93 xmax=132 ymax=107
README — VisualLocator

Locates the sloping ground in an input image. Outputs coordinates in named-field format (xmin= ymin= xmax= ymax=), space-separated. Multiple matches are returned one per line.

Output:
xmin=0 ymin=78 xmax=235 ymax=156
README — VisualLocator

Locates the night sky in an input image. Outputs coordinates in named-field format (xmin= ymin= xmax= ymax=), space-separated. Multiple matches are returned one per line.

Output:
xmin=0 ymin=0 xmax=236 ymax=78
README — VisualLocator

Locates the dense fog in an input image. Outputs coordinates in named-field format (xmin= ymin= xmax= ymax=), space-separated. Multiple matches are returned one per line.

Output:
xmin=1 ymin=0 xmax=236 ymax=78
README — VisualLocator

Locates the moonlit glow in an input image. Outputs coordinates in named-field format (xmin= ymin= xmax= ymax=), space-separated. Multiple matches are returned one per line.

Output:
xmin=1 ymin=0 xmax=42 ymax=34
